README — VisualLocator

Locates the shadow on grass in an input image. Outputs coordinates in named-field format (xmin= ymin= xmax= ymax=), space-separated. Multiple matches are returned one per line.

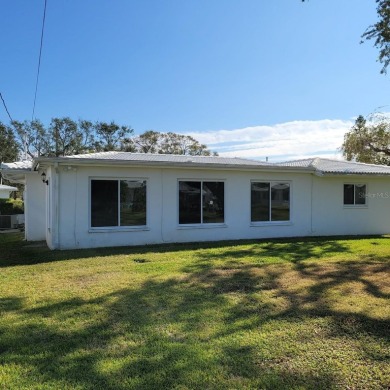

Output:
xmin=0 ymin=233 xmax=389 ymax=388
xmin=0 ymin=282 xmax=341 ymax=389
xmin=1 ymin=253 xmax=389 ymax=388
xmin=2 ymin=231 xmax=389 ymax=268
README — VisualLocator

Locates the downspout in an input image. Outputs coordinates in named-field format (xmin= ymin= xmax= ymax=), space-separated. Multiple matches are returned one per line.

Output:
xmin=311 ymin=170 xmax=324 ymax=235
xmin=160 ymin=168 xmax=168 ymax=243
xmin=310 ymin=174 xmax=314 ymax=235
xmin=54 ymin=162 xmax=60 ymax=249
xmin=24 ymin=183 xmax=28 ymax=241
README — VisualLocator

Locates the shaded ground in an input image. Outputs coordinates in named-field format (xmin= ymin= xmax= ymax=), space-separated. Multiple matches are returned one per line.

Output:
xmin=0 ymin=233 xmax=389 ymax=389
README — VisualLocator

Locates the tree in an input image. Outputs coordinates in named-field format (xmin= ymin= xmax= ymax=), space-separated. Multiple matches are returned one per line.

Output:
xmin=49 ymin=117 xmax=83 ymax=157
xmin=361 ymin=0 xmax=390 ymax=74
xmin=94 ymin=121 xmax=133 ymax=151
xmin=10 ymin=118 xmax=133 ymax=157
xmin=123 ymin=130 xmax=217 ymax=156
xmin=4 ymin=118 xmax=216 ymax=158
xmin=342 ymin=114 xmax=390 ymax=165
xmin=12 ymin=119 xmax=50 ymax=159
xmin=0 ymin=122 xmax=19 ymax=162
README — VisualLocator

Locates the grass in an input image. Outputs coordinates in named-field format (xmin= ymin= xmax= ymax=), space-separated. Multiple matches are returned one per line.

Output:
xmin=0 ymin=233 xmax=389 ymax=389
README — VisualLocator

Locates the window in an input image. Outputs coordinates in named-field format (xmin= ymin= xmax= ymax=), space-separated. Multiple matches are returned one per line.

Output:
xmin=91 ymin=179 xmax=146 ymax=228
xmin=179 ymin=181 xmax=224 ymax=224
xmin=343 ymin=184 xmax=366 ymax=206
xmin=251 ymin=182 xmax=290 ymax=222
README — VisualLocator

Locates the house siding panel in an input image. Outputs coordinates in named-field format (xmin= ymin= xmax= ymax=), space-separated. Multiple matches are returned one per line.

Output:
xmin=311 ymin=176 xmax=390 ymax=236
xmin=55 ymin=166 xmax=313 ymax=249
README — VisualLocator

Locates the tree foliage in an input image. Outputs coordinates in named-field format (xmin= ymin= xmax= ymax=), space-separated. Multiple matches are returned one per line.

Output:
xmin=94 ymin=121 xmax=132 ymax=152
xmin=3 ymin=118 xmax=215 ymax=159
xmin=123 ymin=130 xmax=217 ymax=156
xmin=342 ymin=114 xmax=390 ymax=165
xmin=0 ymin=122 xmax=19 ymax=162
xmin=361 ymin=0 xmax=390 ymax=74
xmin=11 ymin=118 xmax=134 ymax=158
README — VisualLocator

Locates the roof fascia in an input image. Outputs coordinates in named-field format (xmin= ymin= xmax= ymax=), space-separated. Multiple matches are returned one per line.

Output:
xmin=34 ymin=157 xmax=315 ymax=174
xmin=315 ymin=171 xmax=390 ymax=177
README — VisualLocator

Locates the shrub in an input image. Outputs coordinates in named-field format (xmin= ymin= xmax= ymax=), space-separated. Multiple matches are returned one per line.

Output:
xmin=0 ymin=199 xmax=24 ymax=215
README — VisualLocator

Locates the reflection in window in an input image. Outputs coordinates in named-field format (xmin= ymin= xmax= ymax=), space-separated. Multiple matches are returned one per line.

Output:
xmin=120 ymin=181 xmax=147 ymax=226
xmin=251 ymin=182 xmax=290 ymax=222
xmin=179 ymin=181 xmax=224 ymax=224
xmin=91 ymin=179 xmax=147 ymax=228
xmin=251 ymin=182 xmax=270 ymax=222
xmin=91 ymin=180 xmax=118 ymax=227
xmin=344 ymin=184 xmax=366 ymax=205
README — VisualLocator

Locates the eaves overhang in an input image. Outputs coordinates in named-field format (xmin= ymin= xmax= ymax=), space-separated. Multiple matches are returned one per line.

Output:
xmin=314 ymin=170 xmax=390 ymax=177
xmin=33 ymin=156 xmax=316 ymax=174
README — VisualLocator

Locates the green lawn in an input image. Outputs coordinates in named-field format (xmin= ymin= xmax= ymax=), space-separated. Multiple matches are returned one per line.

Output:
xmin=0 ymin=233 xmax=389 ymax=389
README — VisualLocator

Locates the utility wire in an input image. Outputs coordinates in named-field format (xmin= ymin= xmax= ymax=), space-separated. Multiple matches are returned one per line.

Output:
xmin=0 ymin=92 xmax=14 ymax=122
xmin=31 ymin=0 xmax=48 ymax=121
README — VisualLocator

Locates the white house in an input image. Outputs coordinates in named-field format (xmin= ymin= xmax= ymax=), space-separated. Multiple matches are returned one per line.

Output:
xmin=2 ymin=151 xmax=390 ymax=250
xmin=0 ymin=184 xmax=18 ymax=199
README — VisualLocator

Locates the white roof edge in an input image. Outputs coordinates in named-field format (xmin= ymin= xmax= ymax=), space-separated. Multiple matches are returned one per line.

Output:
xmin=35 ymin=156 xmax=315 ymax=172
xmin=0 ymin=184 xmax=18 ymax=191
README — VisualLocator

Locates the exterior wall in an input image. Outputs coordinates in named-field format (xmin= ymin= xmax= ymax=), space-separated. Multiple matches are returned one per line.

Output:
xmin=25 ymin=172 xmax=46 ymax=241
xmin=54 ymin=165 xmax=313 ymax=249
xmin=46 ymin=165 xmax=390 ymax=250
xmin=311 ymin=175 xmax=390 ymax=236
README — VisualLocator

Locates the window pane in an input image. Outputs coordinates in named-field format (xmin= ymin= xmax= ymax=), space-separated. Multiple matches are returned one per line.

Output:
xmin=251 ymin=183 xmax=270 ymax=221
xmin=344 ymin=184 xmax=354 ymax=205
xmin=179 ymin=181 xmax=201 ymax=224
xmin=91 ymin=180 xmax=118 ymax=227
xmin=271 ymin=183 xmax=290 ymax=221
xmin=120 ymin=180 xmax=146 ymax=226
xmin=203 ymin=182 xmax=224 ymax=223
xmin=355 ymin=184 xmax=366 ymax=205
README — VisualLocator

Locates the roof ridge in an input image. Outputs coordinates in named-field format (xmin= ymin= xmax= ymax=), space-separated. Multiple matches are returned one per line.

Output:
xmin=65 ymin=151 xmax=271 ymax=163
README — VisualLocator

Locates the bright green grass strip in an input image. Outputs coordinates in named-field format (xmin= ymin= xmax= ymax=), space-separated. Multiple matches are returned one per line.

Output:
xmin=0 ymin=233 xmax=389 ymax=389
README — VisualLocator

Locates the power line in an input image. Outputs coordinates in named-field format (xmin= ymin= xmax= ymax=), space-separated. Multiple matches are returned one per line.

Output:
xmin=0 ymin=92 xmax=14 ymax=122
xmin=31 ymin=0 xmax=48 ymax=121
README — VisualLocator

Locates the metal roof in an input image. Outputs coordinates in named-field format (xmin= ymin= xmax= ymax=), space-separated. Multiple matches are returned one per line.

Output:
xmin=3 ymin=154 xmax=390 ymax=176
xmin=1 ymin=160 xmax=33 ymax=171
xmin=278 ymin=157 xmax=390 ymax=175
xmin=37 ymin=151 xmax=274 ymax=167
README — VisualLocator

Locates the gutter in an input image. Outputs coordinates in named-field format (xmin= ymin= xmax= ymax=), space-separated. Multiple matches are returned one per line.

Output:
xmin=33 ymin=157 xmax=317 ymax=174
xmin=314 ymin=170 xmax=390 ymax=177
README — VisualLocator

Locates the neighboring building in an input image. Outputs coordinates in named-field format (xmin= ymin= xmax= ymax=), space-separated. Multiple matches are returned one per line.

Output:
xmin=0 ymin=184 xmax=18 ymax=199
xmin=2 ymin=152 xmax=390 ymax=250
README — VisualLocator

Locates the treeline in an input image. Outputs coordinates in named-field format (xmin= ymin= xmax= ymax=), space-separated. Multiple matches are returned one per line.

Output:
xmin=0 ymin=117 xmax=217 ymax=162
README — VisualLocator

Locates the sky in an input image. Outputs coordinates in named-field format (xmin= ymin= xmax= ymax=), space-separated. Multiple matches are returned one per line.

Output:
xmin=1 ymin=0 xmax=390 ymax=161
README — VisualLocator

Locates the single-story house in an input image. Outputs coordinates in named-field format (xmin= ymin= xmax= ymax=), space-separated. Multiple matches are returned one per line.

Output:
xmin=0 ymin=184 xmax=18 ymax=199
xmin=2 ymin=151 xmax=390 ymax=250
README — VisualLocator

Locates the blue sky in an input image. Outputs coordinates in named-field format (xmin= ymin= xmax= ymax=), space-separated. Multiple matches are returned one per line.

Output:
xmin=1 ymin=0 xmax=389 ymax=161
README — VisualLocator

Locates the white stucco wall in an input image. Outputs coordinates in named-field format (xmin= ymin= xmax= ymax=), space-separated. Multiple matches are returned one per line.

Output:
xmin=44 ymin=164 xmax=390 ymax=250
xmin=25 ymin=172 xmax=46 ymax=241
xmin=311 ymin=175 xmax=390 ymax=236
xmin=53 ymin=165 xmax=313 ymax=249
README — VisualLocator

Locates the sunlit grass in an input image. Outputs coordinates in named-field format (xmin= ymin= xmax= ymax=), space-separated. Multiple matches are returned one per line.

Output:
xmin=0 ymin=233 xmax=389 ymax=389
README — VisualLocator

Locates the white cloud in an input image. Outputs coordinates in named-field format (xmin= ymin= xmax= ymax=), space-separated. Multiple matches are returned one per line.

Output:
xmin=185 ymin=118 xmax=353 ymax=162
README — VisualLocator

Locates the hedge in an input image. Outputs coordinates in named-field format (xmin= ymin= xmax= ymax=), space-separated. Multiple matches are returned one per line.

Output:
xmin=0 ymin=199 xmax=24 ymax=215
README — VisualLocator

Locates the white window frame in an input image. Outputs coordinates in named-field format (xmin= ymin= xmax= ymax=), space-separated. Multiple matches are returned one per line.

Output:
xmin=177 ymin=179 xmax=226 ymax=229
xmin=343 ymin=183 xmax=368 ymax=208
xmin=250 ymin=180 xmax=292 ymax=226
xmin=88 ymin=177 xmax=149 ymax=232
